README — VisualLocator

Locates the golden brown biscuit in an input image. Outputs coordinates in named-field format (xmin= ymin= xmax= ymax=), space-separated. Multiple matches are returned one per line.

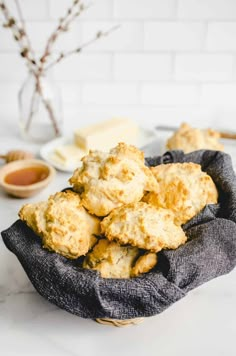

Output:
xmin=101 ymin=202 xmax=187 ymax=253
xmin=131 ymin=252 xmax=158 ymax=277
xmin=144 ymin=162 xmax=218 ymax=225
xmin=166 ymin=122 xmax=224 ymax=153
xmin=19 ymin=191 xmax=100 ymax=259
xmin=18 ymin=202 xmax=47 ymax=236
xmin=83 ymin=239 xmax=158 ymax=278
xmin=83 ymin=239 xmax=140 ymax=278
xmin=69 ymin=142 xmax=158 ymax=217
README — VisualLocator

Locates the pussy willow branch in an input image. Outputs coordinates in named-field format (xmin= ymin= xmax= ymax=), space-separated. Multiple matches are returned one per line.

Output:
xmin=0 ymin=0 xmax=118 ymax=74
xmin=14 ymin=0 xmax=36 ymax=61
xmin=38 ymin=0 xmax=90 ymax=74
xmin=0 ymin=1 xmax=37 ymax=73
xmin=45 ymin=25 xmax=120 ymax=71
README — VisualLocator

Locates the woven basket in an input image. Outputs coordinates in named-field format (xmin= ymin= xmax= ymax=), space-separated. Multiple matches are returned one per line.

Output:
xmin=95 ymin=317 xmax=144 ymax=327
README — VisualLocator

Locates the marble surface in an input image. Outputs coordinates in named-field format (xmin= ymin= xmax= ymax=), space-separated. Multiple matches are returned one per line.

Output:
xmin=1 ymin=121 xmax=236 ymax=356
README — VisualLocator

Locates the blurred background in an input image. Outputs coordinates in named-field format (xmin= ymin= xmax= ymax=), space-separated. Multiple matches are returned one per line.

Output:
xmin=1 ymin=0 xmax=236 ymax=130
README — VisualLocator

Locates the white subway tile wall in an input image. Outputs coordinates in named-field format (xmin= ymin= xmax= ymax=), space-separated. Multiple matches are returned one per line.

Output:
xmin=144 ymin=22 xmax=206 ymax=51
xmin=1 ymin=0 xmax=236 ymax=128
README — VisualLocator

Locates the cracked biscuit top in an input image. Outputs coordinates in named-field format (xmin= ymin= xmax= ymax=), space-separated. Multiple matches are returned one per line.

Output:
xmin=101 ymin=202 xmax=187 ymax=253
xmin=19 ymin=190 xmax=100 ymax=259
xmin=69 ymin=142 xmax=158 ymax=216
xmin=143 ymin=162 xmax=218 ymax=225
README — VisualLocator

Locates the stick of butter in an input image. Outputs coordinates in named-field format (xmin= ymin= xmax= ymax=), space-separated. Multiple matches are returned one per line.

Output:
xmin=51 ymin=144 xmax=86 ymax=167
xmin=74 ymin=118 xmax=139 ymax=151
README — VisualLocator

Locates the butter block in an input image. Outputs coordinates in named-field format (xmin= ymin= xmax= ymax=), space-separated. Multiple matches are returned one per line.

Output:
xmin=74 ymin=118 xmax=139 ymax=151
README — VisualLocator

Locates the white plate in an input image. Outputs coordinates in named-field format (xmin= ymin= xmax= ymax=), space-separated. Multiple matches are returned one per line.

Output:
xmin=40 ymin=127 xmax=158 ymax=173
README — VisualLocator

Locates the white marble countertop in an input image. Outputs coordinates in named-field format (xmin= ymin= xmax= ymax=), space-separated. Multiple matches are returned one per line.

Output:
xmin=1 ymin=121 xmax=236 ymax=356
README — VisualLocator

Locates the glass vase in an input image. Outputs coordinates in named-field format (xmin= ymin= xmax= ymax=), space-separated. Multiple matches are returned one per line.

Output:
xmin=18 ymin=72 xmax=63 ymax=143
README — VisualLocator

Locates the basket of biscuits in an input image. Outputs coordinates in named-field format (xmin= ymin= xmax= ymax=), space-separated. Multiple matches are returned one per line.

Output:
xmin=2 ymin=142 xmax=236 ymax=326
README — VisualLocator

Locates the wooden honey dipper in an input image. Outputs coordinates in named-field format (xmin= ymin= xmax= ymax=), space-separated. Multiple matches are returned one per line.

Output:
xmin=0 ymin=150 xmax=34 ymax=163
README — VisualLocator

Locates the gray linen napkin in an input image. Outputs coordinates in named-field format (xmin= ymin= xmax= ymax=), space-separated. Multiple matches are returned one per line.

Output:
xmin=2 ymin=149 xmax=236 ymax=320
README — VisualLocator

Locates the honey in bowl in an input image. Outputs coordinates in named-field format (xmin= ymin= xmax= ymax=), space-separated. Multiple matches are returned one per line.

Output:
xmin=4 ymin=166 xmax=49 ymax=186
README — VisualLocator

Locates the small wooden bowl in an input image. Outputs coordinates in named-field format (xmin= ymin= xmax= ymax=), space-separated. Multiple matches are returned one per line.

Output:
xmin=0 ymin=159 xmax=56 ymax=198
